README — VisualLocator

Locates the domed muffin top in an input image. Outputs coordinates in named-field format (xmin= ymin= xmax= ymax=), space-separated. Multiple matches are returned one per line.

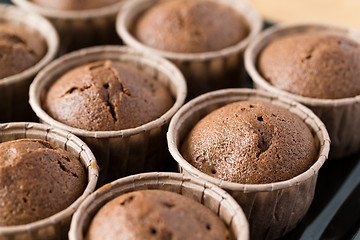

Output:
xmin=86 ymin=189 xmax=232 ymax=240
xmin=258 ymin=32 xmax=360 ymax=99
xmin=0 ymin=23 xmax=44 ymax=79
xmin=45 ymin=60 xmax=174 ymax=131
xmin=181 ymin=101 xmax=317 ymax=184
xmin=134 ymin=0 xmax=249 ymax=53
xmin=0 ymin=139 xmax=87 ymax=226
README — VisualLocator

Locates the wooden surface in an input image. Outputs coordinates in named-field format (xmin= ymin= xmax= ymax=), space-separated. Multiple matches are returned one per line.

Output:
xmin=248 ymin=0 xmax=360 ymax=30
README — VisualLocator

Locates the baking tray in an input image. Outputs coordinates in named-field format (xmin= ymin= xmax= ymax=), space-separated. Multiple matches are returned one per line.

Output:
xmin=280 ymin=154 xmax=360 ymax=239
xmin=1 ymin=0 xmax=359 ymax=239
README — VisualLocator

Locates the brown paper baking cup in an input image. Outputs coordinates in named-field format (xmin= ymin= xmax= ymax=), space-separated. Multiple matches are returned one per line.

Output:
xmin=0 ymin=122 xmax=98 ymax=240
xmin=167 ymin=88 xmax=330 ymax=240
xmin=0 ymin=4 xmax=59 ymax=122
xmin=29 ymin=45 xmax=187 ymax=184
xmin=245 ymin=22 xmax=360 ymax=159
xmin=116 ymin=0 xmax=263 ymax=99
xmin=12 ymin=0 xmax=125 ymax=53
xmin=69 ymin=172 xmax=249 ymax=240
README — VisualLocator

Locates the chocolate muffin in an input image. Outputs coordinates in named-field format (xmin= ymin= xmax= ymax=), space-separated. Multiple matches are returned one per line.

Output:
xmin=133 ymin=0 xmax=249 ymax=53
xmin=0 ymin=23 xmax=44 ymax=79
xmin=45 ymin=60 xmax=174 ymax=131
xmin=0 ymin=139 xmax=87 ymax=226
xmin=85 ymin=189 xmax=232 ymax=240
xmin=258 ymin=32 xmax=360 ymax=99
xmin=30 ymin=0 xmax=118 ymax=10
xmin=181 ymin=101 xmax=317 ymax=184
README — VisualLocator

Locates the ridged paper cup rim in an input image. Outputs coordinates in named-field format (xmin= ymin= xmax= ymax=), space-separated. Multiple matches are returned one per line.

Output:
xmin=69 ymin=172 xmax=249 ymax=240
xmin=167 ymin=88 xmax=330 ymax=193
xmin=12 ymin=0 xmax=126 ymax=20
xmin=0 ymin=4 xmax=59 ymax=85
xmin=0 ymin=122 xmax=98 ymax=236
xmin=116 ymin=0 xmax=263 ymax=61
xmin=29 ymin=45 xmax=187 ymax=139
xmin=245 ymin=21 xmax=360 ymax=107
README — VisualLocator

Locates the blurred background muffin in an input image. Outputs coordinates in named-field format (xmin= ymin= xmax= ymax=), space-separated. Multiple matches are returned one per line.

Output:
xmin=117 ymin=0 xmax=262 ymax=99
xmin=258 ymin=32 xmax=360 ymax=99
xmin=0 ymin=4 xmax=58 ymax=122
xmin=0 ymin=22 xmax=45 ymax=79
xmin=245 ymin=23 xmax=360 ymax=159
xmin=133 ymin=0 xmax=249 ymax=53
xmin=13 ymin=0 xmax=125 ymax=53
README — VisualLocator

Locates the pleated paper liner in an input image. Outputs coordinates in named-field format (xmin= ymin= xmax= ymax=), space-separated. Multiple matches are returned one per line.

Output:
xmin=0 ymin=122 xmax=98 ymax=240
xmin=0 ymin=4 xmax=59 ymax=122
xmin=29 ymin=45 xmax=187 ymax=184
xmin=68 ymin=172 xmax=249 ymax=240
xmin=116 ymin=0 xmax=263 ymax=99
xmin=12 ymin=0 xmax=125 ymax=54
xmin=167 ymin=88 xmax=330 ymax=240
xmin=245 ymin=22 xmax=360 ymax=159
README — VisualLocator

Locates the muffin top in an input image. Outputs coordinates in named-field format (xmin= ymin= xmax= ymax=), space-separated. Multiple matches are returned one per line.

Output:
xmin=0 ymin=23 xmax=44 ymax=79
xmin=86 ymin=189 xmax=232 ymax=240
xmin=45 ymin=60 xmax=174 ymax=131
xmin=181 ymin=101 xmax=317 ymax=184
xmin=134 ymin=0 xmax=249 ymax=53
xmin=258 ymin=32 xmax=360 ymax=99
xmin=0 ymin=139 xmax=87 ymax=226
xmin=30 ymin=0 xmax=118 ymax=10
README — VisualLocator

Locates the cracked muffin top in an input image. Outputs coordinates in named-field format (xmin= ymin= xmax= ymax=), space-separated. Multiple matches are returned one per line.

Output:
xmin=0 ymin=22 xmax=45 ymax=79
xmin=258 ymin=32 xmax=360 ymax=99
xmin=181 ymin=101 xmax=317 ymax=184
xmin=133 ymin=0 xmax=249 ymax=53
xmin=0 ymin=139 xmax=86 ymax=226
xmin=30 ymin=0 xmax=118 ymax=10
xmin=45 ymin=60 xmax=174 ymax=131
xmin=85 ymin=190 xmax=232 ymax=240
